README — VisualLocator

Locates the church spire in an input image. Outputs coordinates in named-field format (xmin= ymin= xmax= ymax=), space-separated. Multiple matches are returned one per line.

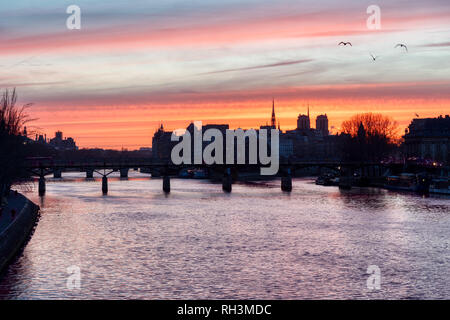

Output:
xmin=271 ymin=98 xmax=276 ymax=128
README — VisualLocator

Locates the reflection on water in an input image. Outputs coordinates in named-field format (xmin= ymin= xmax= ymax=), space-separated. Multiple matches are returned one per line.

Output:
xmin=0 ymin=172 xmax=449 ymax=299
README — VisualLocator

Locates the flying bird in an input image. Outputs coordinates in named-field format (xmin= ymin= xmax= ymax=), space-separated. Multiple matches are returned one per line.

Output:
xmin=395 ymin=43 xmax=408 ymax=52
xmin=415 ymin=113 xmax=420 ymax=118
xmin=339 ymin=42 xmax=352 ymax=46
xmin=370 ymin=53 xmax=379 ymax=61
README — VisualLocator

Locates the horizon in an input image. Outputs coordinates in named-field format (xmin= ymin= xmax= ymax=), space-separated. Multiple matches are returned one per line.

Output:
xmin=2 ymin=0 xmax=450 ymax=149
xmin=27 ymin=110 xmax=450 ymax=151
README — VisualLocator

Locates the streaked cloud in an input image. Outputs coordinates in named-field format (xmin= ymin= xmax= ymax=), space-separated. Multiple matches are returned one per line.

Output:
xmin=421 ymin=42 xmax=450 ymax=47
xmin=199 ymin=59 xmax=313 ymax=75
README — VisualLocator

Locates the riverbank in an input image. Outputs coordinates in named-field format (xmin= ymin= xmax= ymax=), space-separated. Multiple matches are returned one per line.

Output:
xmin=0 ymin=192 xmax=40 ymax=274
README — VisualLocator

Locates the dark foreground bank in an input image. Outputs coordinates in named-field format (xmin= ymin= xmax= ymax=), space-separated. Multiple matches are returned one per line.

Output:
xmin=0 ymin=192 xmax=39 ymax=274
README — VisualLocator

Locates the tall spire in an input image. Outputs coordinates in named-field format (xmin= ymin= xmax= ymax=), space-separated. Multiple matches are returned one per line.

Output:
xmin=307 ymin=104 xmax=310 ymax=119
xmin=271 ymin=98 xmax=276 ymax=128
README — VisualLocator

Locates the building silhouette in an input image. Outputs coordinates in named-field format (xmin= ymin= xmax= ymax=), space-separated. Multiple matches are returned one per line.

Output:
xmin=316 ymin=114 xmax=329 ymax=136
xmin=30 ymin=131 xmax=77 ymax=151
xmin=49 ymin=131 xmax=78 ymax=150
xmin=150 ymin=100 xmax=341 ymax=163
xmin=297 ymin=106 xmax=310 ymax=131
xmin=152 ymin=123 xmax=174 ymax=160
xmin=403 ymin=115 xmax=450 ymax=164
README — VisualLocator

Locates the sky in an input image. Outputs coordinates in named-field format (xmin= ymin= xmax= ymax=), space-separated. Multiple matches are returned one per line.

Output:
xmin=1 ymin=0 xmax=450 ymax=149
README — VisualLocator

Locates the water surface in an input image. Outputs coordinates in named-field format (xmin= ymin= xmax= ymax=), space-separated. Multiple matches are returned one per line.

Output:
xmin=0 ymin=172 xmax=449 ymax=299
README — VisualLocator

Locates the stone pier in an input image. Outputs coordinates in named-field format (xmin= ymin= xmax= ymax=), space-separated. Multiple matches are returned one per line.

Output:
xmin=38 ymin=176 xmax=46 ymax=196
xmin=102 ymin=176 xmax=108 ymax=195
xmin=281 ymin=168 xmax=292 ymax=192
xmin=339 ymin=167 xmax=353 ymax=190
xmin=163 ymin=176 xmax=170 ymax=193
xmin=222 ymin=168 xmax=232 ymax=193
xmin=120 ymin=168 xmax=129 ymax=178
xmin=53 ymin=169 xmax=62 ymax=179
xmin=86 ymin=169 xmax=94 ymax=179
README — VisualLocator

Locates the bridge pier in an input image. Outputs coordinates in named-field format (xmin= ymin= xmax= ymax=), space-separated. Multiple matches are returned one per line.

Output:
xmin=222 ymin=168 xmax=232 ymax=193
xmin=86 ymin=169 xmax=94 ymax=179
xmin=120 ymin=168 xmax=129 ymax=178
xmin=281 ymin=168 xmax=292 ymax=192
xmin=339 ymin=167 xmax=353 ymax=190
xmin=38 ymin=176 xmax=46 ymax=196
xmin=53 ymin=169 xmax=62 ymax=179
xmin=102 ymin=176 xmax=108 ymax=195
xmin=163 ymin=176 xmax=170 ymax=193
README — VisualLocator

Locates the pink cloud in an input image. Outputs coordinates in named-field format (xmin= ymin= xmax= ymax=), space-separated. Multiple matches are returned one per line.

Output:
xmin=2 ymin=7 xmax=449 ymax=56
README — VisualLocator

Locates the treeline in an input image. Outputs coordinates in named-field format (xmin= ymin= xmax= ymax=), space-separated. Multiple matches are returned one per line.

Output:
xmin=340 ymin=113 xmax=400 ymax=162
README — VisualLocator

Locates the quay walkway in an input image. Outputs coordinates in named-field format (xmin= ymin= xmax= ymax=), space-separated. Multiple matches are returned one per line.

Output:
xmin=0 ymin=192 xmax=39 ymax=273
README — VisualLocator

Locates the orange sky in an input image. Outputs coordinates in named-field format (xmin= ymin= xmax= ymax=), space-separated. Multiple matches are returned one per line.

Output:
xmin=2 ymin=0 xmax=450 ymax=149
xmin=29 ymin=94 xmax=449 ymax=149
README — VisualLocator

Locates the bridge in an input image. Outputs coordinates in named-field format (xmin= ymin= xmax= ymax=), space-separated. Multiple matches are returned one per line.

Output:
xmin=24 ymin=157 xmax=446 ymax=196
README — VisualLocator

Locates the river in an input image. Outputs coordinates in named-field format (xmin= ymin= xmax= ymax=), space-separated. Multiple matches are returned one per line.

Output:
xmin=0 ymin=171 xmax=449 ymax=299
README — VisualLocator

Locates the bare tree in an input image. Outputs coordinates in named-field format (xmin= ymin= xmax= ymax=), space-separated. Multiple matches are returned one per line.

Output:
xmin=340 ymin=113 xmax=400 ymax=161
xmin=0 ymin=88 xmax=33 ymax=135
xmin=0 ymin=89 xmax=34 ymax=198
xmin=341 ymin=113 xmax=399 ymax=143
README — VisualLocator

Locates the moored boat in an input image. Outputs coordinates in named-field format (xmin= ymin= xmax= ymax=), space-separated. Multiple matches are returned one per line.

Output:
xmin=315 ymin=174 xmax=339 ymax=186
xmin=177 ymin=168 xmax=208 ymax=179
xmin=192 ymin=168 xmax=208 ymax=179
xmin=384 ymin=173 xmax=429 ymax=193
xmin=429 ymin=179 xmax=450 ymax=195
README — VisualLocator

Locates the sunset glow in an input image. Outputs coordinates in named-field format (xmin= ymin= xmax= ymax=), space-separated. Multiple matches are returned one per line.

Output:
xmin=1 ymin=0 xmax=450 ymax=149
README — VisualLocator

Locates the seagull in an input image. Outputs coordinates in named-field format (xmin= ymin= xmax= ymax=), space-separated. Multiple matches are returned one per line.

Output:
xmin=395 ymin=43 xmax=408 ymax=52
xmin=339 ymin=42 xmax=352 ymax=46
xmin=370 ymin=53 xmax=379 ymax=61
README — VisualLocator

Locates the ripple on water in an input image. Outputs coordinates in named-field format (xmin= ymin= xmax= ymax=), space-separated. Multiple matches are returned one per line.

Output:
xmin=0 ymin=173 xmax=449 ymax=299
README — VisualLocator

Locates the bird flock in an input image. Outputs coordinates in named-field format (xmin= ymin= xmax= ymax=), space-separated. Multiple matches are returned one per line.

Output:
xmin=338 ymin=41 xmax=413 ymax=117
xmin=338 ymin=41 xmax=408 ymax=61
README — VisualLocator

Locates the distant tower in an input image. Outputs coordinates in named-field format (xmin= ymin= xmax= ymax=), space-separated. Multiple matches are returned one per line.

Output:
xmin=297 ymin=105 xmax=310 ymax=130
xmin=271 ymin=99 xmax=276 ymax=128
xmin=55 ymin=131 xmax=63 ymax=141
xmin=23 ymin=126 xmax=27 ymax=137
xmin=316 ymin=114 xmax=329 ymax=136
